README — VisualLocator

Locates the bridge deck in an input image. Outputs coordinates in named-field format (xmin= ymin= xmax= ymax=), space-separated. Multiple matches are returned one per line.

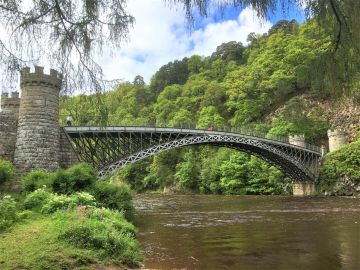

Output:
xmin=64 ymin=126 xmax=321 ymax=154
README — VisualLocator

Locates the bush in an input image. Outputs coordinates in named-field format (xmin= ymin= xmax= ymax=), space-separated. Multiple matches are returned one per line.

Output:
xmin=22 ymin=169 xmax=54 ymax=192
xmin=0 ymin=195 xmax=17 ymax=231
xmin=52 ymin=163 xmax=97 ymax=194
xmin=319 ymin=141 xmax=360 ymax=195
xmin=23 ymin=188 xmax=54 ymax=210
xmin=41 ymin=192 xmax=96 ymax=214
xmin=86 ymin=208 xmax=136 ymax=236
xmin=0 ymin=159 xmax=15 ymax=186
xmin=91 ymin=182 xmax=134 ymax=220
xmin=59 ymin=218 xmax=142 ymax=266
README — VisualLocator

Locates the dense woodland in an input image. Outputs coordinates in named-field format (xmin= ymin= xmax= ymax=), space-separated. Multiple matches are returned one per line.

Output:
xmin=59 ymin=19 xmax=360 ymax=195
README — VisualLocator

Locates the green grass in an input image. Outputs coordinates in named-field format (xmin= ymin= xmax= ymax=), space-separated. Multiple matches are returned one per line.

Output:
xmin=0 ymin=215 xmax=107 ymax=270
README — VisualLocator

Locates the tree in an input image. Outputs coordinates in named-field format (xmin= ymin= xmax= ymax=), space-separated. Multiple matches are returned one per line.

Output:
xmin=1 ymin=0 xmax=359 ymax=93
xmin=0 ymin=0 xmax=134 ymax=92
xmin=268 ymin=20 xmax=297 ymax=35
xmin=133 ymin=75 xmax=145 ymax=86
xmin=150 ymin=58 xmax=189 ymax=95
xmin=211 ymin=41 xmax=245 ymax=64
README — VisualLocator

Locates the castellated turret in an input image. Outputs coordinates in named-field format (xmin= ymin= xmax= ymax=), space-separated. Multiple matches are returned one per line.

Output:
xmin=0 ymin=92 xmax=20 ymax=162
xmin=327 ymin=129 xmax=348 ymax=152
xmin=14 ymin=66 xmax=63 ymax=174
xmin=1 ymin=91 xmax=20 ymax=117
xmin=289 ymin=134 xmax=306 ymax=148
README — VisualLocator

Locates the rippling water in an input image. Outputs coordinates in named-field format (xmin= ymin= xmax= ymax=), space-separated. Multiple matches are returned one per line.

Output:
xmin=134 ymin=195 xmax=360 ymax=270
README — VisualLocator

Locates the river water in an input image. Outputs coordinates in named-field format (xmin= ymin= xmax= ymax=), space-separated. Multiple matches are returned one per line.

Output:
xmin=134 ymin=194 xmax=360 ymax=270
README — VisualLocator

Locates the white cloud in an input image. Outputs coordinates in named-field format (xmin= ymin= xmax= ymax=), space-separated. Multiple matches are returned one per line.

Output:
xmin=98 ymin=1 xmax=272 ymax=83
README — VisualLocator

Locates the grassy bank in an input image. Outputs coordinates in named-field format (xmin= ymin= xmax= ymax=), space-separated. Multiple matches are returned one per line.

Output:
xmin=0 ymin=215 xmax=97 ymax=269
xmin=0 ymin=162 xmax=143 ymax=270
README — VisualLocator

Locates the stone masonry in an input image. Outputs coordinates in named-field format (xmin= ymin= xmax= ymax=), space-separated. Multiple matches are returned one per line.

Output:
xmin=327 ymin=129 xmax=348 ymax=152
xmin=288 ymin=134 xmax=306 ymax=148
xmin=0 ymin=92 xmax=20 ymax=161
xmin=0 ymin=66 xmax=78 ymax=176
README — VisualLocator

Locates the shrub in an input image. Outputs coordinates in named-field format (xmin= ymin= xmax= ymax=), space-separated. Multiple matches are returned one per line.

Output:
xmin=23 ymin=188 xmax=54 ymax=210
xmin=59 ymin=218 xmax=142 ymax=266
xmin=52 ymin=163 xmax=97 ymax=194
xmin=86 ymin=208 xmax=136 ymax=236
xmin=71 ymin=192 xmax=97 ymax=207
xmin=41 ymin=192 xmax=96 ymax=214
xmin=0 ymin=159 xmax=15 ymax=186
xmin=91 ymin=182 xmax=134 ymax=220
xmin=41 ymin=194 xmax=75 ymax=213
xmin=22 ymin=169 xmax=54 ymax=192
xmin=319 ymin=141 xmax=360 ymax=195
xmin=0 ymin=195 xmax=17 ymax=231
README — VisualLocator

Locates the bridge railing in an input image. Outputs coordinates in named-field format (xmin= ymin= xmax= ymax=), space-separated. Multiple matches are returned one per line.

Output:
xmin=60 ymin=115 xmax=321 ymax=153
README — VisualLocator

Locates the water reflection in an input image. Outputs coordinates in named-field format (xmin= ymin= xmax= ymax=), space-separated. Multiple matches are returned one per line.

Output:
xmin=134 ymin=195 xmax=360 ymax=270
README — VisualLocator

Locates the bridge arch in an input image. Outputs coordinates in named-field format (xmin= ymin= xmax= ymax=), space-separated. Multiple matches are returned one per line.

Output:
xmin=97 ymin=134 xmax=318 ymax=181
xmin=64 ymin=127 xmax=322 ymax=182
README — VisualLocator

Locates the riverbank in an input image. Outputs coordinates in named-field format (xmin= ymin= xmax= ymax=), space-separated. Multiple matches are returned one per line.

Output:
xmin=0 ymin=162 xmax=143 ymax=270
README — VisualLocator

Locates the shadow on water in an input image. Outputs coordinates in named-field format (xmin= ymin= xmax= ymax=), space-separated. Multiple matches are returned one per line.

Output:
xmin=134 ymin=194 xmax=360 ymax=270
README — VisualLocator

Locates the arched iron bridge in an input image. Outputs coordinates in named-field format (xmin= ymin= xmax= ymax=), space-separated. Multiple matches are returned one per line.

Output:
xmin=63 ymin=126 xmax=323 ymax=181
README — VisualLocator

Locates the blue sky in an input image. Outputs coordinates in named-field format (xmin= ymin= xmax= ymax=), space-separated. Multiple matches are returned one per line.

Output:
xmin=0 ymin=0 xmax=307 ymax=92
xmin=98 ymin=0 xmax=306 ymax=84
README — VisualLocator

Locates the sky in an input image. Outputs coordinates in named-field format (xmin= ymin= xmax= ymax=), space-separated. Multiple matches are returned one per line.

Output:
xmin=97 ymin=0 xmax=306 ymax=83
xmin=0 ymin=0 xmax=306 ymax=91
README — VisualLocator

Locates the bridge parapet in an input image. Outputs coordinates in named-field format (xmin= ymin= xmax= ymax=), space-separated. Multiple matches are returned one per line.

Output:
xmin=63 ymin=125 xmax=321 ymax=154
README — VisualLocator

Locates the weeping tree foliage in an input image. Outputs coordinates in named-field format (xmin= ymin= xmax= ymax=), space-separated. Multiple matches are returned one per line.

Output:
xmin=0 ymin=0 xmax=134 ymax=93
xmin=0 ymin=0 xmax=359 ymax=93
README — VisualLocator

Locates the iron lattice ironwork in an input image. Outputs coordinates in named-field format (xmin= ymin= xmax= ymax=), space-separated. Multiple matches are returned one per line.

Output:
xmin=64 ymin=126 xmax=323 ymax=182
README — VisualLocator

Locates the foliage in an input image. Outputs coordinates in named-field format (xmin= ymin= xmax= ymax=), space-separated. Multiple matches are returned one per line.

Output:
xmin=0 ymin=159 xmax=15 ymax=186
xmin=22 ymin=169 xmax=54 ymax=192
xmin=175 ymin=149 xmax=201 ymax=191
xmin=319 ymin=141 xmax=360 ymax=195
xmin=115 ymin=160 xmax=150 ymax=192
xmin=86 ymin=207 xmax=137 ymax=236
xmin=59 ymin=211 xmax=142 ymax=266
xmin=0 ymin=0 xmax=134 ymax=92
xmin=267 ymin=97 xmax=329 ymax=143
xmin=219 ymin=152 xmax=288 ymax=195
xmin=59 ymin=19 xmax=360 ymax=195
xmin=52 ymin=163 xmax=97 ymax=194
xmin=42 ymin=192 xmax=96 ymax=214
xmin=24 ymin=188 xmax=97 ymax=213
xmin=91 ymin=182 xmax=134 ymax=220
xmin=0 ymin=195 xmax=17 ymax=231
xmin=23 ymin=188 xmax=53 ymax=210
xmin=0 ymin=210 xmax=142 ymax=269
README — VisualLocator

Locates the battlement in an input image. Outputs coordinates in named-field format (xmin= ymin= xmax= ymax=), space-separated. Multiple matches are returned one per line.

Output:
xmin=1 ymin=91 xmax=20 ymax=112
xmin=20 ymin=66 xmax=62 ymax=90
xmin=289 ymin=134 xmax=305 ymax=141
xmin=327 ymin=128 xmax=347 ymax=137
xmin=289 ymin=134 xmax=306 ymax=147
xmin=327 ymin=128 xmax=348 ymax=152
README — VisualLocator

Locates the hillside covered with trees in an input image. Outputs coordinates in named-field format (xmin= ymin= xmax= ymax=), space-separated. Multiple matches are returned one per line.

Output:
xmin=60 ymin=19 xmax=360 ymax=195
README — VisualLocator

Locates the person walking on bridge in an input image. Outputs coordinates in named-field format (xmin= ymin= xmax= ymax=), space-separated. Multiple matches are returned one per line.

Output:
xmin=66 ymin=115 xmax=73 ymax=126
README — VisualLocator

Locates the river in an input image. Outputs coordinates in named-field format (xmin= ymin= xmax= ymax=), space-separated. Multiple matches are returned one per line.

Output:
xmin=134 ymin=194 xmax=360 ymax=270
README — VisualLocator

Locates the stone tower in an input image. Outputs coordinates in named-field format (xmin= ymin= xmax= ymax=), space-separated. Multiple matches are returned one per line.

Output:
xmin=0 ymin=92 xmax=21 ymax=161
xmin=14 ymin=66 xmax=62 ymax=174
xmin=327 ymin=129 xmax=348 ymax=152
xmin=1 ymin=91 xmax=20 ymax=117
xmin=289 ymin=134 xmax=306 ymax=148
